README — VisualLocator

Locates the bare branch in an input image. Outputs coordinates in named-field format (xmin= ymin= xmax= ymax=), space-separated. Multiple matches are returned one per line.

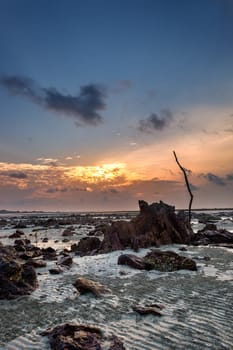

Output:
xmin=173 ymin=151 xmax=193 ymax=223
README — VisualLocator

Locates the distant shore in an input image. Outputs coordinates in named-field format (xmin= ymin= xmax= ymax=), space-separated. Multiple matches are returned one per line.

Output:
xmin=1 ymin=207 xmax=233 ymax=215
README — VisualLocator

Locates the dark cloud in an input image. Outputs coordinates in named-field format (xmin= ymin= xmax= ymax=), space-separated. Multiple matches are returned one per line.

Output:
xmin=0 ymin=171 xmax=28 ymax=179
xmin=43 ymin=84 xmax=105 ymax=126
xmin=226 ymin=173 xmax=233 ymax=181
xmin=204 ymin=173 xmax=226 ymax=186
xmin=0 ymin=75 xmax=106 ymax=126
xmin=74 ymin=187 xmax=88 ymax=192
xmin=46 ymin=187 xmax=67 ymax=193
xmin=109 ymin=188 xmax=119 ymax=194
xmin=138 ymin=109 xmax=173 ymax=133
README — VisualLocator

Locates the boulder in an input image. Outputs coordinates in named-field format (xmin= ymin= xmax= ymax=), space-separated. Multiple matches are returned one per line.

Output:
xmin=72 ymin=237 xmax=101 ymax=256
xmin=9 ymin=231 xmax=24 ymax=239
xmin=73 ymin=277 xmax=111 ymax=297
xmin=143 ymin=250 xmax=197 ymax=272
xmin=0 ymin=248 xmax=38 ymax=299
xmin=98 ymin=200 xmax=192 ymax=254
xmin=118 ymin=250 xmax=197 ymax=272
xmin=41 ymin=323 xmax=125 ymax=350
xmin=132 ymin=303 xmax=164 ymax=316
xmin=49 ymin=267 xmax=63 ymax=275
xmin=57 ymin=255 xmax=73 ymax=268
xmin=62 ymin=227 xmax=75 ymax=236
xmin=190 ymin=225 xmax=233 ymax=245
xmin=26 ymin=259 xmax=47 ymax=268
xmin=117 ymin=254 xmax=148 ymax=270
xmin=42 ymin=247 xmax=57 ymax=260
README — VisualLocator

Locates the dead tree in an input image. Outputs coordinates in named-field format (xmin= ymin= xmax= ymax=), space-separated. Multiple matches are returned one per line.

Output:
xmin=173 ymin=151 xmax=193 ymax=223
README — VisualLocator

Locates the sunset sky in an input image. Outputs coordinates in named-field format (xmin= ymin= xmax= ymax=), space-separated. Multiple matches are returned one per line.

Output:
xmin=0 ymin=0 xmax=233 ymax=211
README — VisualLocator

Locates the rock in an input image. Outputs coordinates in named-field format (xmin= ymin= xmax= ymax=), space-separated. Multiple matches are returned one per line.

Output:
xmin=14 ymin=238 xmax=31 ymax=246
xmin=117 ymin=254 xmax=148 ymax=270
xmin=132 ymin=303 xmax=164 ymax=316
xmin=26 ymin=259 xmax=47 ymax=268
xmin=42 ymin=247 xmax=57 ymax=260
xmin=118 ymin=250 xmax=197 ymax=272
xmin=0 ymin=250 xmax=38 ymax=299
xmin=108 ymin=336 xmax=126 ymax=350
xmin=41 ymin=323 xmax=125 ymax=350
xmin=73 ymin=237 xmax=101 ymax=256
xmin=57 ymin=255 xmax=73 ymax=268
xmin=190 ymin=226 xmax=233 ymax=245
xmin=73 ymin=277 xmax=111 ymax=297
xmin=42 ymin=237 xmax=49 ymax=242
xmin=9 ymin=231 xmax=24 ymax=239
xmin=179 ymin=246 xmax=187 ymax=251
xmin=143 ymin=250 xmax=197 ymax=271
xmin=62 ymin=228 xmax=75 ymax=236
xmin=0 ymin=219 xmax=7 ymax=226
xmin=13 ymin=222 xmax=27 ymax=229
xmin=98 ymin=200 xmax=192 ymax=254
xmin=49 ymin=267 xmax=63 ymax=274
xmin=41 ymin=323 xmax=102 ymax=350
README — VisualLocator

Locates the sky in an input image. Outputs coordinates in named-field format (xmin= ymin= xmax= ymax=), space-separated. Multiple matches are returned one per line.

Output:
xmin=0 ymin=0 xmax=233 ymax=211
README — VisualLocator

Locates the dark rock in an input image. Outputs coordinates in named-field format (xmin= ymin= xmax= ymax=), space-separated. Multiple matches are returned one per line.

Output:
xmin=41 ymin=323 xmax=125 ymax=350
xmin=143 ymin=250 xmax=197 ymax=271
xmin=0 ymin=219 xmax=7 ymax=226
xmin=179 ymin=246 xmax=187 ymax=251
xmin=118 ymin=250 xmax=197 ymax=272
xmin=132 ymin=303 xmax=164 ymax=316
xmin=57 ymin=255 xmax=73 ymax=268
xmin=13 ymin=222 xmax=27 ymax=229
xmin=9 ymin=231 xmax=24 ymax=239
xmin=41 ymin=323 xmax=103 ymax=350
xmin=108 ymin=336 xmax=126 ymax=350
xmin=62 ymin=238 xmax=70 ymax=243
xmin=73 ymin=237 xmax=101 ymax=256
xmin=14 ymin=238 xmax=31 ymax=246
xmin=62 ymin=228 xmax=75 ymax=236
xmin=118 ymin=254 xmax=148 ymax=270
xmin=42 ymin=237 xmax=48 ymax=242
xmin=26 ymin=259 xmax=47 ymax=268
xmin=98 ymin=200 xmax=192 ymax=255
xmin=73 ymin=277 xmax=111 ymax=297
xmin=0 ymin=249 xmax=38 ymax=299
xmin=190 ymin=226 xmax=233 ymax=245
xmin=49 ymin=267 xmax=63 ymax=274
xmin=42 ymin=247 xmax=57 ymax=260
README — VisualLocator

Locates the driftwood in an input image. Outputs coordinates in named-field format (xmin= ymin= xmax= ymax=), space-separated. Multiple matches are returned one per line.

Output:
xmin=173 ymin=151 xmax=193 ymax=223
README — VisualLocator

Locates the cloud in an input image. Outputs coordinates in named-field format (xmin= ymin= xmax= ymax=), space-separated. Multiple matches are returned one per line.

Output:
xmin=0 ymin=75 xmax=106 ymax=126
xmin=0 ymin=171 xmax=28 ymax=179
xmin=109 ymin=188 xmax=119 ymax=194
xmin=46 ymin=187 xmax=68 ymax=193
xmin=138 ymin=109 xmax=173 ymax=133
xmin=204 ymin=173 xmax=226 ymax=186
xmin=226 ymin=173 xmax=233 ymax=181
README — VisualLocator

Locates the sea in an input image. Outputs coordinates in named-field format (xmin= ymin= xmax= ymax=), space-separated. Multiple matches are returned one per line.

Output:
xmin=0 ymin=210 xmax=232 ymax=350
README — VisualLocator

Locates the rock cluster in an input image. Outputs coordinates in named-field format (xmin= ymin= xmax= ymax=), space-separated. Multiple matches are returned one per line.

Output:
xmin=118 ymin=249 xmax=197 ymax=272
xmin=0 ymin=245 xmax=38 ymax=299
xmin=190 ymin=224 xmax=233 ymax=246
xmin=76 ymin=200 xmax=193 ymax=256
xmin=41 ymin=323 xmax=126 ymax=350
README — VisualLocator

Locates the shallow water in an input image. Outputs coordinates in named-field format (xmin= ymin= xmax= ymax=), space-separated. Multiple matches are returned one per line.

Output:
xmin=0 ymin=212 xmax=233 ymax=349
